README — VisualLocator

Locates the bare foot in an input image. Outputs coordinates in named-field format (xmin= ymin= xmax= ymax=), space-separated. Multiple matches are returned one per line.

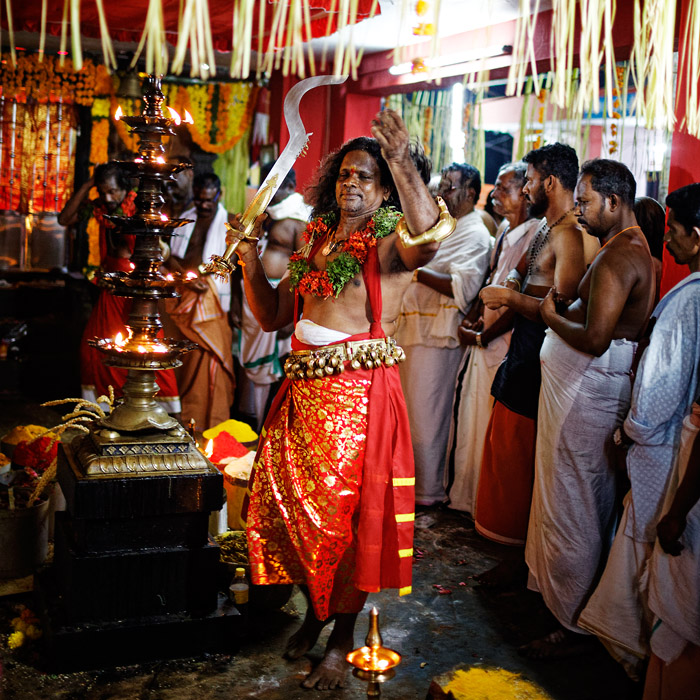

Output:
xmin=301 ymin=648 xmax=349 ymax=690
xmin=475 ymin=559 xmax=527 ymax=590
xmin=284 ymin=610 xmax=329 ymax=660
xmin=518 ymin=628 xmax=595 ymax=660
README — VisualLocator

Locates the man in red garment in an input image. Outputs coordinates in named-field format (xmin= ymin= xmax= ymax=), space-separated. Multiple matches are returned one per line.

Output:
xmin=227 ymin=110 xmax=452 ymax=690
xmin=59 ymin=162 xmax=180 ymax=412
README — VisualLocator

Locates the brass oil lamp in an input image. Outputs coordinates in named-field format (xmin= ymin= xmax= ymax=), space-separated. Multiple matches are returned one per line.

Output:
xmin=73 ymin=75 xmax=211 ymax=477
xmin=347 ymin=607 xmax=402 ymax=698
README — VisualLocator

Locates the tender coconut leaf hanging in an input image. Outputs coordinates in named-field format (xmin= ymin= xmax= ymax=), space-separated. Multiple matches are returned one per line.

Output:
xmin=629 ymin=0 xmax=676 ymax=132
xmin=130 ymin=0 xmax=167 ymax=76
xmin=3 ymin=0 xmax=18 ymax=66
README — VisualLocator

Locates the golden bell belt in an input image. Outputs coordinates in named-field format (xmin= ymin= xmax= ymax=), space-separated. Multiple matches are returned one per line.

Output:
xmin=284 ymin=337 xmax=406 ymax=381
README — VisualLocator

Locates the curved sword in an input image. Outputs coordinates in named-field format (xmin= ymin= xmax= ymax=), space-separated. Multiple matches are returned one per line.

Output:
xmin=205 ymin=74 xmax=348 ymax=279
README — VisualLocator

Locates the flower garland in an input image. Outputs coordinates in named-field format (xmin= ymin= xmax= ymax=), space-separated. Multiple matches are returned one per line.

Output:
xmin=162 ymin=82 xmax=258 ymax=154
xmin=0 ymin=53 xmax=111 ymax=106
xmin=288 ymin=207 xmax=402 ymax=299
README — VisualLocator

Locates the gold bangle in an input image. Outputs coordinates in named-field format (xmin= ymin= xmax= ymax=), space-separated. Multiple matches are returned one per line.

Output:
xmin=505 ymin=276 xmax=521 ymax=292
xmin=396 ymin=196 xmax=457 ymax=248
xmin=412 ymin=268 xmax=421 ymax=283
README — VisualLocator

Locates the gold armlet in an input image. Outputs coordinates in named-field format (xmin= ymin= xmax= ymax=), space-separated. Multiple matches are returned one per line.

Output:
xmin=396 ymin=196 xmax=457 ymax=248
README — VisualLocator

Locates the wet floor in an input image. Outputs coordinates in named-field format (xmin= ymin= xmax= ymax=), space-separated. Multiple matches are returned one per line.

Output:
xmin=0 ymin=400 xmax=638 ymax=699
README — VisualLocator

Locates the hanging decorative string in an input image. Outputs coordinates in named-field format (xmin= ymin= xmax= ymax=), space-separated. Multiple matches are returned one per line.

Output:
xmin=171 ymin=0 xmax=216 ymax=80
xmin=628 ymin=0 xmax=676 ymax=132
xmin=3 ymin=0 xmax=17 ymax=67
xmin=548 ymin=0 xmax=575 ymax=109
xmin=506 ymin=0 xmax=543 ymax=98
xmin=130 ymin=0 xmax=167 ymax=76
xmin=38 ymin=0 xmax=47 ymax=62
xmin=677 ymin=0 xmax=700 ymax=137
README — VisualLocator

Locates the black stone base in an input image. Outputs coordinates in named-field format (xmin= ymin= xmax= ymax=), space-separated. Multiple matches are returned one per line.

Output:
xmin=53 ymin=515 xmax=220 ymax=622
xmin=36 ymin=571 xmax=245 ymax=672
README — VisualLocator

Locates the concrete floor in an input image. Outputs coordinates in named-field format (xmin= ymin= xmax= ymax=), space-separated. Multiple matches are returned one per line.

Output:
xmin=0 ymin=399 xmax=638 ymax=700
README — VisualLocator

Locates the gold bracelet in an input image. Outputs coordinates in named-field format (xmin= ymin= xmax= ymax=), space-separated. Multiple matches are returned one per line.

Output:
xmin=396 ymin=196 xmax=457 ymax=248
xmin=505 ymin=276 xmax=521 ymax=292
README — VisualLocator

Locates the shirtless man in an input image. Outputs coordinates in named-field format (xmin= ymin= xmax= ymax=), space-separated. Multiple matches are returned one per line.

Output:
xmin=227 ymin=110 xmax=446 ymax=689
xmin=523 ymin=158 xmax=655 ymax=657
xmin=235 ymin=166 xmax=310 ymax=430
xmin=473 ymin=143 xmax=589 ymax=581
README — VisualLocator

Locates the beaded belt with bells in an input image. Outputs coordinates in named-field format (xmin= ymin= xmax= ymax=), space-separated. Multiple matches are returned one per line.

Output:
xmin=284 ymin=337 xmax=406 ymax=380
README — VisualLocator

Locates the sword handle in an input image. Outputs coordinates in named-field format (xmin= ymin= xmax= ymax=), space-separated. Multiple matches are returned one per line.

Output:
xmin=203 ymin=175 xmax=278 ymax=279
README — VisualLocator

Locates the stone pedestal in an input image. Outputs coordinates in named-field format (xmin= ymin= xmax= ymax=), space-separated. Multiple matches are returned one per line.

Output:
xmin=38 ymin=438 xmax=243 ymax=671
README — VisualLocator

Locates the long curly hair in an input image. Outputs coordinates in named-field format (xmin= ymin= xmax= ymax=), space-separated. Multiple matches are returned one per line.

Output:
xmin=305 ymin=136 xmax=431 ymax=219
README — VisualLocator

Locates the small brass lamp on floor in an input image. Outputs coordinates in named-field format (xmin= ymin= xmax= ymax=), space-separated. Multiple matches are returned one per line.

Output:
xmin=347 ymin=607 xmax=402 ymax=698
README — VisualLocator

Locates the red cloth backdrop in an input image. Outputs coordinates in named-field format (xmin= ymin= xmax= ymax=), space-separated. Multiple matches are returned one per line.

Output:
xmin=6 ymin=0 xmax=378 ymax=52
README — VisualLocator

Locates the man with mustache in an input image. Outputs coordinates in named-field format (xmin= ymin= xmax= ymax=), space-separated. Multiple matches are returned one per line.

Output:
xmin=475 ymin=143 xmax=588 ymax=572
xmin=524 ymin=158 xmax=655 ymax=657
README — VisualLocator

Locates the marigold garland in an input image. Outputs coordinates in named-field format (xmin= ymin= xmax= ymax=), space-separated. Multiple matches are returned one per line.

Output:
xmin=289 ymin=207 xmax=401 ymax=299
xmin=161 ymin=82 xmax=258 ymax=154
xmin=0 ymin=53 xmax=110 ymax=106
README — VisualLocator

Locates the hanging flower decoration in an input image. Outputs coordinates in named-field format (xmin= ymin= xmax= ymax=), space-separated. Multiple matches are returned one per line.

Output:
xmin=162 ymin=82 xmax=258 ymax=154
xmin=608 ymin=64 xmax=626 ymax=156
xmin=0 ymin=53 xmax=110 ymax=106
xmin=411 ymin=58 xmax=429 ymax=74
xmin=533 ymin=88 xmax=547 ymax=149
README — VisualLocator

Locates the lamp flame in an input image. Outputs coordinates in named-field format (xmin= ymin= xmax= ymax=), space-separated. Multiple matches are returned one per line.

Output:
xmin=160 ymin=213 xmax=168 ymax=221
xmin=167 ymin=107 xmax=181 ymax=125
xmin=156 ymin=156 xmax=165 ymax=164
xmin=185 ymin=271 xmax=198 ymax=280
xmin=183 ymin=109 xmax=194 ymax=124
xmin=114 ymin=105 xmax=123 ymax=120
xmin=204 ymin=440 xmax=214 ymax=459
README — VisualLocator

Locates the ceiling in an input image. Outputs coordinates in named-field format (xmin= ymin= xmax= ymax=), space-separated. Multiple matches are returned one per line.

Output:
xmin=0 ymin=0 xmax=540 ymax=78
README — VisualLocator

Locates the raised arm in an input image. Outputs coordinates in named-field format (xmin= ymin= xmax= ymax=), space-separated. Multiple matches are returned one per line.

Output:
xmin=370 ymin=109 xmax=441 ymax=269
xmin=58 ymin=176 xmax=94 ymax=227
xmin=227 ymin=214 xmax=295 ymax=332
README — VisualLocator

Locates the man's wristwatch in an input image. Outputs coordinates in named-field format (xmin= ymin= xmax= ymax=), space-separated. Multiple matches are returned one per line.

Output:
xmin=613 ymin=427 xmax=632 ymax=448
xmin=475 ymin=332 xmax=487 ymax=349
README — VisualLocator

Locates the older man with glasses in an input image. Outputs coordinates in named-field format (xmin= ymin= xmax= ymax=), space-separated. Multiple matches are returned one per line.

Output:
xmin=396 ymin=162 xmax=492 ymax=507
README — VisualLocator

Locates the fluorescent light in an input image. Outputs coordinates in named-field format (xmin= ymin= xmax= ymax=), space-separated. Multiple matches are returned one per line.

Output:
xmin=389 ymin=45 xmax=511 ymax=76
xmin=450 ymin=83 xmax=465 ymax=163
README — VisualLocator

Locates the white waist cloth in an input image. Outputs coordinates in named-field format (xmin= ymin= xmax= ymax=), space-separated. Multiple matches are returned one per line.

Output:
xmin=526 ymin=330 xmax=636 ymax=632
xmin=647 ymin=415 xmax=700 ymax=662
xmin=294 ymin=319 xmax=351 ymax=346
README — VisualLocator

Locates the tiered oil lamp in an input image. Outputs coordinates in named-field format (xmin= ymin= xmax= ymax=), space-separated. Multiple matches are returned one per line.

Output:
xmin=76 ymin=75 xmax=211 ymax=477
xmin=347 ymin=607 xmax=402 ymax=698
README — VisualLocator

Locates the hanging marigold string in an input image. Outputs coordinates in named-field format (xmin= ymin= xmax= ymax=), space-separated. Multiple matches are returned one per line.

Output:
xmin=0 ymin=53 xmax=110 ymax=106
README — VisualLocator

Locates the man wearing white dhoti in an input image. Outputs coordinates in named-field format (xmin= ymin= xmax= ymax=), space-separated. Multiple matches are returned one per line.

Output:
xmin=578 ymin=183 xmax=700 ymax=678
xmin=523 ymin=159 xmax=655 ymax=658
xmin=397 ymin=163 xmax=491 ymax=506
xmin=444 ymin=162 xmax=537 ymax=515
